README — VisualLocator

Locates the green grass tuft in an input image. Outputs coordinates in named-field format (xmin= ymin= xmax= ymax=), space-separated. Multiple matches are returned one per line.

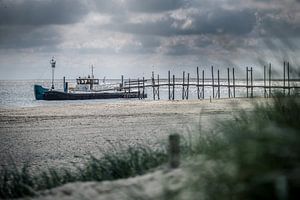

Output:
xmin=0 ymin=145 xmax=167 ymax=199
xmin=175 ymin=94 xmax=300 ymax=199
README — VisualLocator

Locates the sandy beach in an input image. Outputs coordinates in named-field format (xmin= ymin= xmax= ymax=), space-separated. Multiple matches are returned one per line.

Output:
xmin=0 ymin=98 xmax=259 ymax=172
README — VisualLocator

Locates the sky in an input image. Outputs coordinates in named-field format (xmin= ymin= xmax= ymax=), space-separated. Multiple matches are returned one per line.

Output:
xmin=0 ymin=0 xmax=299 ymax=80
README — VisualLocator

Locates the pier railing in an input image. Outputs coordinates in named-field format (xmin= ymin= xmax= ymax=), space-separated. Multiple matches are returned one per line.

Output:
xmin=119 ymin=61 xmax=300 ymax=100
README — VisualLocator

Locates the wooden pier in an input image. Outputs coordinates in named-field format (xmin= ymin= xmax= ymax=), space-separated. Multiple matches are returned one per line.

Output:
xmin=119 ymin=61 xmax=300 ymax=100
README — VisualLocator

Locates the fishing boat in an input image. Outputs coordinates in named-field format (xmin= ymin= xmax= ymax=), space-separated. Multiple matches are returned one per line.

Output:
xmin=34 ymin=58 xmax=146 ymax=100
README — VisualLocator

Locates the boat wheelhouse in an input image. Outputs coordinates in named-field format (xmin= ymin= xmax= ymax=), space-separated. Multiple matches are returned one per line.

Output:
xmin=75 ymin=75 xmax=99 ymax=91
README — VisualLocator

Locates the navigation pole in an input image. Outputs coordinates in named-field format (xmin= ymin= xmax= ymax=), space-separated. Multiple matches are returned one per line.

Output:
xmin=50 ymin=57 xmax=56 ymax=90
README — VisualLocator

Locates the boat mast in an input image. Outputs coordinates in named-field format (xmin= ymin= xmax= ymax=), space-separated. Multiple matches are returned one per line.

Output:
xmin=50 ymin=57 xmax=56 ymax=90
xmin=90 ymin=65 xmax=94 ymax=90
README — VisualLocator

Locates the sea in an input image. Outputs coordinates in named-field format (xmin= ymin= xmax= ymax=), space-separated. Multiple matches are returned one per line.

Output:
xmin=0 ymin=79 xmax=297 ymax=108
xmin=0 ymin=79 xmax=128 ymax=108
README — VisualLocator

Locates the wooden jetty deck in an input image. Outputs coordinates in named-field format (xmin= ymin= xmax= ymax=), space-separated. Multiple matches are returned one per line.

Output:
xmin=119 ymin=61 xmax=300 ymax=100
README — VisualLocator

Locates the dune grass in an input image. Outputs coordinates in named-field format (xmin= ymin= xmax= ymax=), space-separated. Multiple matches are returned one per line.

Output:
xmin=0 ymin=146 xmax=168 ymax=199
xmin=172 ymin=94 xmax=300 ymax=199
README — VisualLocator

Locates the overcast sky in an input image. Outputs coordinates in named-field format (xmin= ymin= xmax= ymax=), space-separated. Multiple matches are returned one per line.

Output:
xmin=0 ymin=0 xmax=299 ymax=80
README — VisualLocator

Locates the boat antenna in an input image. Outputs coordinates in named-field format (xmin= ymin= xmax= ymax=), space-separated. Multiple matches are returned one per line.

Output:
xmin=91 ymin=65 xmax=94 ymax=79
xmin=50 ymin=57 xmax=56 ymax=90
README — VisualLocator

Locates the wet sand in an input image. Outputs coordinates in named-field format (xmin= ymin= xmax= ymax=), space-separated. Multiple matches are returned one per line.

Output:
xmin=0 ymin=98 xmax=259 ymax=171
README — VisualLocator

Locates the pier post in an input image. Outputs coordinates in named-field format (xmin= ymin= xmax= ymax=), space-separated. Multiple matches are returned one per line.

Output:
xmin=187 ymin=73 xmax=190 ymax=100
xmin=228 ymin=68 xmax=230 ymax=98
xmin=172 ymin=75 xmax=175 ymax=100
xmin=233 ymin=68 xmax=236 ymax=98
xmin=246 ymin=67 xmax=249 ymax=98
xmin=63 ymin=76 xmax=66 ymax=92
xmin=138 ymin=78 xmax=140 ymax=99
xmin=197 ymin=67 xmax=200 ymax=99
xmin=152 ymin=71 xmax=155 ymax=100
xmin=264 ymin=65 xmax=267 ymax=98
xmin=283 ymin=61 xmax=286 ymax=95
xmin=65 ymin=82 xmax=68 ymax=93
xmin=128 ymin=78 xmax=131 ymax=95
xmin=121 ymin=75 xmax=124 ymax=88
xmin=287 ymin=62 xmax=290 ymax=96
xmin=251 ymin=67 xmax=253 ymax=98
xmin=217 ymin=70 xmax=220 ymax=99
xmin=169 ymin=134 xmax=180 ymax=168
xmin=202 ymin=70 xmax=205 ymax=99
xmin=269 ymin=63 xmax=272 ymax=97
xmin=157 ymin=74 xmax=160 ymax=100
xmin=142 ymin=77 xmax=145 ymax=99
xmin=168 ymin=71 xmax=171 ymax=100
xmin=211 ymin=66 xmax=214 ymax=99
xmin=182 ymin=71 xmax=185 ymax=100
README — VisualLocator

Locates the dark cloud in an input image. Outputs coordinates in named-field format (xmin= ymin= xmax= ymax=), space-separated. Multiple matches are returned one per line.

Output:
xmin=190 ymin=9 xmax=256 ymax=35
xmin=103 ymin=8 xmax=256 ymax=37
xmin=162 ymin=42 xmax=196 ymax=55
xmin=258 ymin=13 xmax=300 ymax=39
xmin=132 ymin=35 xmax=161 ymax=53
xmin=0 ymin=25 xmax=61 ymax=49
xmin=0 ymin=0 xmax=88 ymax=50
xmin=127 ymin=0 xmax=185 ymax=13
xmin=92 ymin=0 xmax=125 ymax=14
xmin=92 ymin=0 xmax=185 ymax=14
xmin=0 ymin=0 xmax=88 ymax=25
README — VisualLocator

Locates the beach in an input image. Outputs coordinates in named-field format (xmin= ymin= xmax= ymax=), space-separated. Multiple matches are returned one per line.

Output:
xmin=0 ymin=98 xmax=258 ymax=172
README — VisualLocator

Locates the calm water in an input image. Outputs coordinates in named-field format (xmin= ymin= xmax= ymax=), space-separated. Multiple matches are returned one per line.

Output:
xmin=0 ymin=79 xmax=126 ymax=108
xmin=0 ymin=79 xmax=297 ymax=108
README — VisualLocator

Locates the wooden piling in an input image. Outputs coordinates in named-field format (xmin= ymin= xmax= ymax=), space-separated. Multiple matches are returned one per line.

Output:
xmin=211 ymin=66 xmax=214 ymax=99
xmin=217 ymin=70 xmax=220 ymax=99
xmin=202 ymin=70 xmax=205 ymax=99
xmin=128 ymin=78 xmax=131 ymax=96
xmin=227 ymin=68 xmax=230 ymax=98
xmin=182 ymin=71 xmax=185 ymax=100
xmin=63 ymin=76 xmax=66 ymax=92
xmin=246 ymin=67 xmax=249 ymax=98
xmin=197 ymin=67 xmax=200 ymax=99
xmin=157 ymin=74 xmax=160 ymax=100
xmin=152 ymin=71 xmax=155 ymax=100
xmin=187 ymin=73 xmax=190 ymax=100
xmin=169 ymin=134 xmax=180 ymax=169
xmin=172 ymin=75 xmax=175 ymax=100
xmin=287 ymin=62 xmax=290 ymax=96
xmin=121 ymin=75 xmax=124 ymax=88
xmin=269 ymin=63 xmax=272 ymax=97
xmin=264 ymin=65 xmax=266 ymax=98
xmin=65 ymin=82 xmax=68 ymax=93
xmin=251 ymin=67 xmax=253 ymax=98
xmin=283 ymin=61 xmax=286 ymax=95
xmin=233 ymin=68 xmax=236 ymax=98
xmin=142 ymin=77 xmax=145 ymax=99
xmin=138 ymin=78 xmax=140 ymax=99
xmin=168 ymin=70 xmax=171 ymax=100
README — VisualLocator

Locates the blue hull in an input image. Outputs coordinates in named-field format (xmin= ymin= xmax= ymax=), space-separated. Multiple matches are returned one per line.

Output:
xmin=34 ymin=85 xmax=49 ymax=100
